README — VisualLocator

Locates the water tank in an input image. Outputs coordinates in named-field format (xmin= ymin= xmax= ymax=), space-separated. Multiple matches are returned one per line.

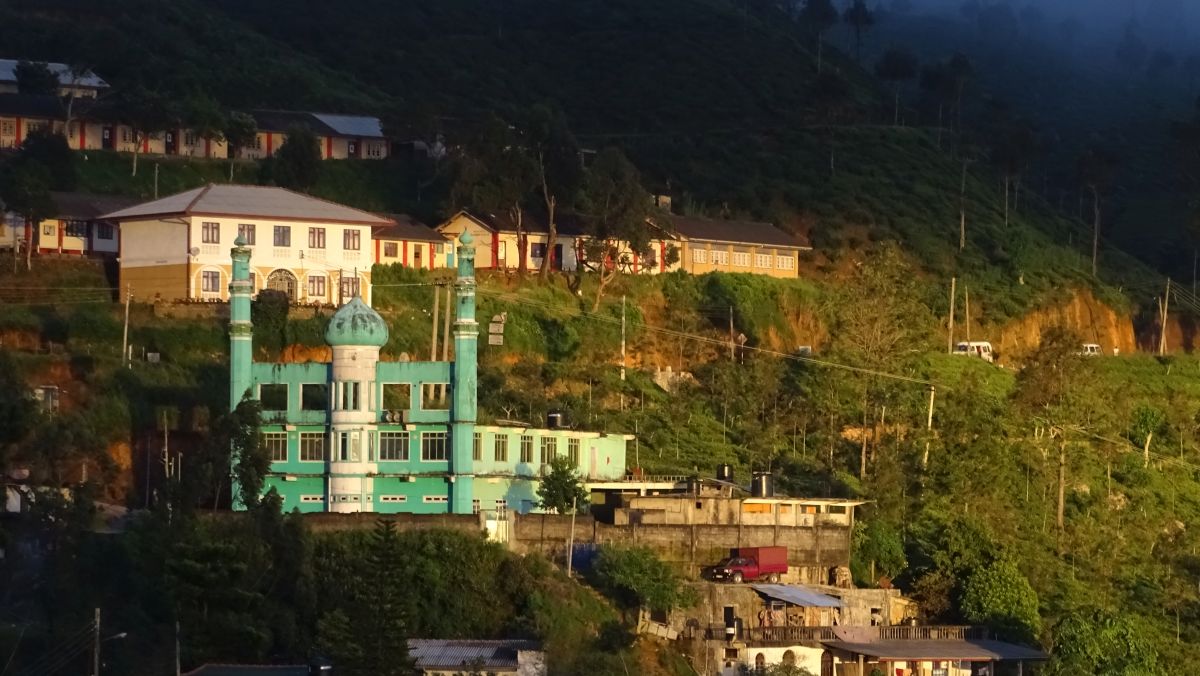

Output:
xmin=687 ymin=475 xmax=701 ymax=495
xmin=750 ymin=472 xmax=775 ymax=498
xmin=546 ymin=411 xmax=566 ymax=429
xmin=716 ymin=464 xmax=734 ymax=483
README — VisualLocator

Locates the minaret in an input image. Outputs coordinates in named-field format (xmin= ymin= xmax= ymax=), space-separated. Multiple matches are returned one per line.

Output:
xmin=229 ymin=235 xmax=253 ymax=408
xmin=449 ymin=230 xmax=478 ymax=514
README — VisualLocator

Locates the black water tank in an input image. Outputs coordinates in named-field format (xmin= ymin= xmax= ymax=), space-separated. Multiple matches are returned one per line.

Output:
xmin=546 ymin=411 xmax=566 ymax=429
xmin=750 ymin=472 xmax=775 ymax=498
xmin=716 ymin=463 xmax=734 ymax=483
xmin=687 ymin=475 xmax=701 ymax=495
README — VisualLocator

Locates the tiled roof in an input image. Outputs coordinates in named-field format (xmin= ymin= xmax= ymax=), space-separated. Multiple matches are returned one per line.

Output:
xmin=251 ymin=110 xmax=385 ymax=139
xmin=665 ymin=215 xmax=808 ymax=249
xmin=99 ymin=184 xmax=394 ymax=226
xmin=374 ymin=214 xmax=447 ymax=242
xmin=0 ymin=93 xmax=65 ymax=119
xmin=450 ymin=209 xmax=586 ymax=237
xmin=408 ymin=639 xmax=541 ymax=670
xmin=181 ymin=665 xmax=308 ymax=676
xmin=0 ymin=59 xmax=108 ymax=88
xmin=49 ymin=191 xmax=138 ymax=220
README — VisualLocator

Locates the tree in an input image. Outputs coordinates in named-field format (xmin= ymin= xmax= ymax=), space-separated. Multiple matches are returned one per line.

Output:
xmin=1047 ymin=609 xmax=1164 ymax=676
xmin=537 ymin=454 xmax=589 ymax=514
xmin=0 ymin=161 xmax=55 ymax=271
xmin=589 ymin=545 xmax=695 ymax=614
xmin=960 ymin=559 xmax=1040 ymax=642
xmin=224 ymin=112 xmax=258 ymax=181
xmin=14 ymin=60 xmax=57 ymax=95
xmin=920 ymin=63 xmax=956 ymax=148
xmin=0 ymin=353 xmax=40 ymax=467
xmin=18 ymin=128 xmax=77 ymax=190
xmin=843 ymin=0 xmax=875 ymax=64
xmin=112 ymin=86 xmax=173 ymax=177
xmin=1077 ymin=146 xmax=1116 ymax=277
xmin=800 ymin=0 xmax=839 ymax=73
xmin=524 ymin=105 xmax=582 ymax=279
xmin=452 ymin=114 xmax=538 ymax=275
xmin=874 ymin=48 xmax=917 ymax=125
xmin=990 ymin=118 xmax=1037 ymax=226
xmin=1115 ymin=20 xmax=1148 ymax=76
xmin=576 ymin=147 xmax=654 ymax=310
xmin=851 ymin=520 xmax=906 ymax=584
xmin=272 ymin=126 xmax=321 ymax=191
xmin=182 ymin=93 xmax=227 ymax=159
xmin=220 ymin=398 xmax=268 ymax=509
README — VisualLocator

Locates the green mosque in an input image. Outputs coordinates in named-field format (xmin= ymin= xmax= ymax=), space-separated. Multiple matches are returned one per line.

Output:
xmin=228 ymin=230 xmax=631 ymax=514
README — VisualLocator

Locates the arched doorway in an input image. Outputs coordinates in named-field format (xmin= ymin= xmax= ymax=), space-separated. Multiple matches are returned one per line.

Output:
xmin=783 ymin=650 xmax=796 ymax=667
xmin=754 ymin=653 xmax=765 ymax=674
xmin=267 ymin=269 xmax=297 ymax=301
xmin=820 ymin=650 xmax=834 ymax=676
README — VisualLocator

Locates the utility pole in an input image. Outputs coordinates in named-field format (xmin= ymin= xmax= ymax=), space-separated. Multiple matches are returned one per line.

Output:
xmin=921 ymin=386 xmax=936 ymax=469
xmin=1159 ymin=278 xmax=1172 ymax=356
xmin=162 ymin=409 xmax=171 ymax=479
xmin=566 ymin=495 xmax=577 ymax=577
xmin=153 ymin=163 xmax=160 ymax=199
xmin=728 ymin=306 xmax=735 ymax=362
xmin=440 ymin=284 xmax=451 ymax=402
xmin=121 ymin=284 xmax=131 ymax=368
xmin=92 ymin=607 xmax=100 ymax=676
xmin=620 ymin=295 xmax=626 ymax=411
xmin=430 ymin=283 xmax=440 ymax=362
xmin=947 ymin=277 xmax=956 ymax=354
xmin=964 ymin=287 xmax=971 ymax=345
xmin=175 ymin=621 xmax=181 ymax=676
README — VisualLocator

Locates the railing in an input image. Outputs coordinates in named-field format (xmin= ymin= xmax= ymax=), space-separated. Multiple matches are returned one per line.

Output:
xmin=273 ymin=247 xmax=291 ymax=259
xmin=699 ymin=625 xmax=989 ymax=645
xmin=876 ymin=626 xmax=987 ymax=641
xmin=622 ymin=473 xmax=690 ymax=484
xmin=745 ymin=626 xmax=836 ymax=643
xmin=200 ymin=244 xmax=220 ymax=256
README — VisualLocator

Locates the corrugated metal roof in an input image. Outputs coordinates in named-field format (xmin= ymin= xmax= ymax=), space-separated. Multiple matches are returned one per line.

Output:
xmin=49 ymin=191 xmax=138 ymax=220
xmin=407 ymin=639 xmax=540 ymax=669
xmin=374 ymin=214 xmax=447 ymax=242
xmin=822 ymin=639 xmax=1048 ymax=661
xmin=99 ymin=184 xmax=394 ymax=226
xmin=752 ymin=584 xmax=843 ymax=608
xmin=664 ymin=215 xmax=809 ymax=249
xmin=313 ymin=113 xmax=385 ymax=138
xmin=0 ymin=60 xmax=108 ymax=88
xmin=0 ymin=93 xmax=65 ymax=119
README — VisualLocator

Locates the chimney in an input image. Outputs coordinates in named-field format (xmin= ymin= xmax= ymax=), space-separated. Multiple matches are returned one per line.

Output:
xmin=654 ymin=194 xmax=673 ymax=212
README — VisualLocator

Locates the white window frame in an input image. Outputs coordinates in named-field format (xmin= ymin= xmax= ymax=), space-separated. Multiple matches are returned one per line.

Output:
xmin=263 ymin=432 xmax=288 ymax=462
xmin=423 ymin=495 xmax=449 ymax=504
xmin=755 ymin=253 xmax=772 ymax=269
xmin=776 ymin=255 xmax=795 ymax=270
xmin=201 ymin=270 xmax=221 ymax=293
xmin=421 ymin=431 xmax=448 ymax=462
xmin=299 ymin=432 xmax=327 ymax=462
xmin=494 ymin=434 xmax=509 ymax=462
xmin=379 ymin=431 xmax=409 ymax=461
xmin=380 ymin=495 xmax=408 ymax=503
xmin=692 ymin=248 xmax=707 ymax=264
xmin=711 ymin=250 xmax=729 ymax=265
xmin=732 ymin=252 xmax=750 ymax=267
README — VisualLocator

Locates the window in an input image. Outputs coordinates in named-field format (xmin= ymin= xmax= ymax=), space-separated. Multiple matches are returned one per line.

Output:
xmin=308 ymin=227 xmax=326 ymax=249
xmin=732 ymin=252 xmax=750 ymax=267
xmin=531 ymin=243 xmax=547 ymax=259
xmin=253 ymin=135 xmax=262 ymax=150
xmin=539 ymin=437 xmax=558 ymax=465
xmin=343 ymin=229 xmax=361 ymax=250
xmin=384 ymin=242 xmax=398 ymax=257
xmin=423 ymin=495 xmax=448 ymax=504
xmin=380 ymin=495 xmax=407 ymax=503
xmin=379 ymin=432 xmax=409 ymax=461
xmin=435 ymin=242 xmax=444 ymax=254
xmin=421 ymin=431 xmax=448 ymax=461
xmin=338 ymin=382 xmax=361 ymax=411
xmin=299 ymin=432 xmax=327 ymax=462
xmin=301 ymin=384 xmax=328 ymax=411
xmin=260 ymin=383 xmax=288 ymax=410
xmin=97 ymin=223 xmax=113 ymax=240
xmin=65 ymin=221 xmax=87 ymax=238
xmin=273 ymin=225 xmax=291 ymax=247
xmin=711 ymin=250 xmax=729 ymax=265
xmin=263 ymin=432 xmax=288 ymax=462
xmin=201 ymin=270 xmax=221 ymax=293
xmin=494 ymin=434 xmax=509 ymax=462
xmin=472 ymin=499 xmax=481 ymax=514
xmin=340 ymin=276 xmax=361 ymax=299
xmin=776 ymin=255 xmax=795 ymax=270
xmin=0 ymin=120 xmax=13 ymax=135
xmin=238 ymin=223 xmax=256 ymax=245
xmin=692 ymin=248 xmax=707 ymax=264
xmin=473 ymin=432 xmax=482 ymax=461
xmin=336 ymin=432 xmax=361 ymax=461
xmin=382 ymin=383 xmax=411 ymax=411
xmin=121 ymin=128 xmax=132 ymax=143
xmin=420 ymin=383 xmax=450 ymax=410
xmin=495 ymin=499 xmax=507 ymax=511
xmin=413 ymin=245 xmax=423 ymax=266
xmin=366 ymin=143 xmax=383 ymax=158
xmin=300 ymin=495 xmax=324 ymax=503
xmin=201 ymin=221 xmax=220 ymax=244
xmin=520 ymin=435 xmax=534 ymax=463
xmin=308 ymin=275 xmax=326 ymax=298
xmin=43 ymin=223 xmax=54 ymax=236
xmin=755 ymin=253 xmax=772 ymax=269
xmin=184 ymin=131 xmax=198 ymax=146
xmin=568 ymin=438 xmax=580 ymax=466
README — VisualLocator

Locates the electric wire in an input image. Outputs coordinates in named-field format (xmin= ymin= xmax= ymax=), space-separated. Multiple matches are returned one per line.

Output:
xmin=10 ymin=625 xmax=94 ymax=676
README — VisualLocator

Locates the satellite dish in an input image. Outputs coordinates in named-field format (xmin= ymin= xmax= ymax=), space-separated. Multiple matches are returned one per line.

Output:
xmin=188 ymin=247 xmax=200 ymax=257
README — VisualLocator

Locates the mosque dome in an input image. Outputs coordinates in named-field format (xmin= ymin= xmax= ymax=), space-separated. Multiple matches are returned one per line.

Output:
xmin=324 ymin=296 xmax=389 ymax=347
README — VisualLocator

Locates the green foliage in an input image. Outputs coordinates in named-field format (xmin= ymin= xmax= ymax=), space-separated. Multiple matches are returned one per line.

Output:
xmin=224 ymin=398 xmax=267 ymax=508
xmin=537 ymin=453 xmax=589 ymax=514
xmin=589 ymin=545 xmax=695 ymax=613
xmin=17 ymin=129 xmax=77 ymax=190
xmin=960 ymin=559 xmax=1041 ymax=642
xmin=14 ymin=60 xmax=57 ymax=95
xmin=851 ymin=520 xmax=907 ymax=584
xmin=252 ymin=289 xmax=290 ymax=355
xmin=1047 ymin=609 xmax=1164 ymax=676
xmin=270 ymin=126 xmax=322 ymax=191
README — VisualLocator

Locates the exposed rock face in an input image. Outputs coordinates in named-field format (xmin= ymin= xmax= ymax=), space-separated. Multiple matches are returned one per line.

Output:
xmin=995 ymin=289 xmax=1136 ymax=361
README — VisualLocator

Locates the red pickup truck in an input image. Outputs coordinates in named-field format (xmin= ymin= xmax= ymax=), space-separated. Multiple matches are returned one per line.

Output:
xmin=709 ymin=546 xmax=788 ymax=584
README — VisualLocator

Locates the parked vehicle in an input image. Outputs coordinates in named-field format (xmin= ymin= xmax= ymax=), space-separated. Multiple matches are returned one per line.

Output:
xmin=952 ymin=341 xmax=994 ymax=363
xmin=709 ymin=546 xmax=788 ymax=584
xmin=1079 ymin=343 xmax=1102 ymax=357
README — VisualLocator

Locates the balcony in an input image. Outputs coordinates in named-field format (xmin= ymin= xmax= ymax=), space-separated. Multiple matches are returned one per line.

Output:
xmin=698 ymin=625 xmax=990 ymax=645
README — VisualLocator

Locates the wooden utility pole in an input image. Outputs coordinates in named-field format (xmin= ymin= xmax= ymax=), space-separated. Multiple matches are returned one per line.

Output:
xmin=430 ymin=284 xmax=440 ymax=361
xmin=566 ymin=495 xmax=577 ymax=577
xmin=921 ymin=386 xmax=936 ymax=469
xmin=947 ymin=277 xmax=957 ymax=354
xmin=1159 ymin=278 xmax=1171 ymax=356
xmin=162 ymin=409 xmax=171 ymax=479
xmin=728 ymin=306 xmax=735 ymax=362
xmin=964 ymin=287 xmax=971 ymax=345
xmin=92 ymin=607 xmax=101 ymax=676
xmin=121 ymin=285 xmax=131 ymax=368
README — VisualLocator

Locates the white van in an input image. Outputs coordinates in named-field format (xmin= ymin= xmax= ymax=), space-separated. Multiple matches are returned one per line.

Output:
xmin=953 ymin=341 xmax=995 ymax=363
xmin=1079 ymin=343 xmax=1102 ymax=357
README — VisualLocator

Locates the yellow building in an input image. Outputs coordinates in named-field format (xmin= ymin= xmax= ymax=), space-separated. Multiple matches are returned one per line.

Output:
xmin=437 ymin=210 xmax=585 ymax=271
xmin=240 ymin=110 xmax=390 ymax=160
xmin=665 ymin=215 xmax=810 ymax=279
xmin=103 ymin=184 xmax=393 ymax=304
xmin=372 ymin=214 xmax=452 ymax=269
